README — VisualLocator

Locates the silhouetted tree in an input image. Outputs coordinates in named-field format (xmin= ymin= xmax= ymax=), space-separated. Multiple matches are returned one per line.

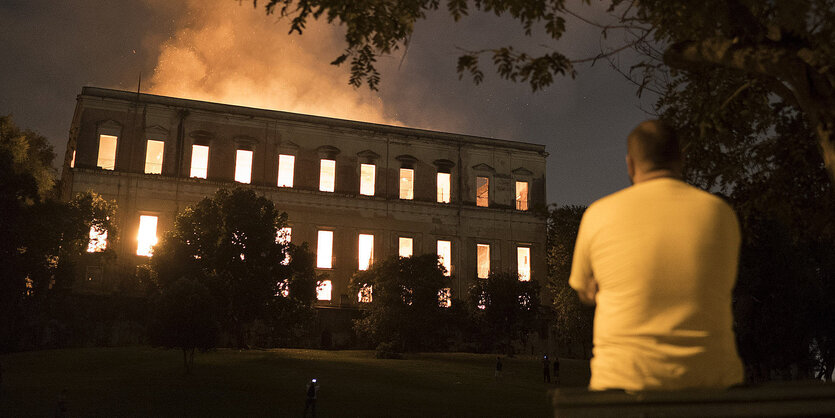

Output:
xmin=546 ymin=205 xmax=593 ymax=359
xmin=149 ymin=277 xmax=219 ymax=374
xmin=468 ymin=271 xmax=540 ymax=355
xmin=350 ymin=254 xmax=453 ymax=352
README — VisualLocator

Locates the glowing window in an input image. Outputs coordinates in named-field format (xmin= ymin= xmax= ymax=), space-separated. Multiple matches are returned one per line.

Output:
xmin=438 ymin=288 xmax=451 ymax=308
xmin=96 ymin=134 xmax=117 ymax=170
xmin=358 ymin=234 xmax=374 ymax=271
xmin=360 ymin=164 xmax=376 ymax=196
xmin=517 ymin=247 xmax=531 ymax=281
xmin=316 ymin=280 xmax=332 ymax=301
xmin=143 ymin=140 xmax=164 ymax=174
xmin=235 ymin=149 xmax=253 ymax=184
xmin=398 ymin=237 xmax=413 ymax=258
xmin=276 ymin=279 xmax=290 ymax=297
xmin=190 ymin=145 xmax=209 ymax=179
xmin=319 ymin=159 xmax=336 ymax=192
xmin=437 ymin=172 xmax=451 ymax=203
xmin=516 ymin=181 xmax=529 ymax=211
xmin=316 ymin=230 xmax=333 ymax=268
xmin=477 ymin=244 xmax=490 ymax=279
xmin=87 ymin=226 xmax=107 ymax=253
xmin=358 ymin=284 xmax=373 ymax=303
xmin=277 ymin=154 xmax=295 ymax=187
xmin=399 ymin=168 xmax=414 ymax=200
xmin=70 ymin=150 xmax=76 ymax=168
xmin=277 ymin=227 xmax=291 ymax=265
xmin=137 ymin=215 xmax=159 ymax=257
xmin=476 ymin=176 xmax=489 ymax=207
xmin=437 ymin=240 xmax=452 ymax=276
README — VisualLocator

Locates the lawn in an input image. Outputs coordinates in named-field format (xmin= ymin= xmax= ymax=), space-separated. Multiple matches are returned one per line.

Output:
xmin=0 ymin=347 xmax=582 ymax=417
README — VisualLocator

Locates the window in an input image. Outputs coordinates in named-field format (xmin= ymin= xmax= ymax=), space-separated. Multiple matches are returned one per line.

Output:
xmin=235 ymin=149 xmax=253 ymax=184
xmin=87 ymin=226 xmax=107 ymax=253
xmin=360 ymin=164 xmax=376 ymax=196
xmin=476 ymin=176 xmax=489 ymax=207
xmin=316 ymin=280 xmax=332 ymax=301
xmin=97 ymin=134 xmax=118 ymax=170
xmin=277 ymin=154 xmax=295 ymax=187
xmin=316 ymin=230 xmax=333 ymax=268
xmin=399 ymin=237 xmax=413 ymax=258
xmin=358 ymin=234 xmax=374 ymax=271
xmin=437 ymin=172 xmax=451 ymax=203
xmin=319 ymin=159 xmax=336 ymax=192
xmin=277 ymin=227 xmax=292 ymax=265
xmin=517 ymin=247 xmax=531 ymax=281
xmin=190 ymin=145 xmax=209 ymax=179
xmin=437 ymin=240 xmax=452 ymax=276
xmin=477 ymin=244 xmax=490 ymax=279
xmin=438 ymin=288 xmax=451 ymax=308
xmin=399 ymin=168 xmax=414 ymax=200
xmin=137 ymin=215 xmax=159 ymax=257
xmin=358 ymin=284 xmax=373 ymax=303
xmin=516 ymin=181 xmax=529 ymax=211
xmin=143 ymin=140 xmax=164 ymax=174
xmin=70 ymin=150 xmax=76 ymax=168
xmin=276 ymin=279 xmax=290 ymax=297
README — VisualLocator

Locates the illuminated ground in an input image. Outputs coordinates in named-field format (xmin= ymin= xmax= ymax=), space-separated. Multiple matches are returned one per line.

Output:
xmin=0 ymin=347 xmax=587 ymax=417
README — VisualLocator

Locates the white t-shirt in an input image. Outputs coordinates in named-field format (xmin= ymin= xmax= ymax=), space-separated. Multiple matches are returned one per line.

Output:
xmin=570 ymin=178 xmax=743 ymax=391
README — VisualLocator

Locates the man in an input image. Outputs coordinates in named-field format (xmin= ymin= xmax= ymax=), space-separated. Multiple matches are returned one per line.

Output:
xmin=569 ymin=120 xmax=743 ymax=391
xmin=303 ymin=378 xmax=319 ymax=417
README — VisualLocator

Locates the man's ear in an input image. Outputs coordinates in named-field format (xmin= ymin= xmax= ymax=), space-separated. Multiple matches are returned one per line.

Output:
xmin=626 ymin=154 xmax=635 ymax=183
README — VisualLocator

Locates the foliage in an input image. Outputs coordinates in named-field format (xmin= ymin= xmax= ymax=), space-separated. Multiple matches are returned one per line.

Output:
xmin=149 ymin=187 xmax=318 ymax=349
xmin=350 ymin=254 xmax=453 ymax=352
xmin=546 ymin=205 xmax=593 ymax=359
xmin=149 ymin=278 xmax=220 ymax=374
xmin=467 ymin=271 xmax=540 ymax=355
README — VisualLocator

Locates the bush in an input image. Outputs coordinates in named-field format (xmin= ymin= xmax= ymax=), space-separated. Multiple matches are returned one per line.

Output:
xmin=375 ymin=342 xmax=403 ymax=359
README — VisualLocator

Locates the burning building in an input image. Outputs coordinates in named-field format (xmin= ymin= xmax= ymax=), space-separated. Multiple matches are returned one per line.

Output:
xmin=60 ymin=87 xmax=548 ymax=312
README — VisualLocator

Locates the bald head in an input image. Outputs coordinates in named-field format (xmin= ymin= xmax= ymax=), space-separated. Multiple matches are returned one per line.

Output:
xmin=626 ymin=120 xmax=682 ymax=183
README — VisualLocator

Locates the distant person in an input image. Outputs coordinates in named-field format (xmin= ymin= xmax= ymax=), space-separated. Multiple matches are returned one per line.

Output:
xmin=542 ymin=355 xmax=551 ymax=383
xmin=553 ymin=356 xmax=560 ymax=385
xmin=303 ymin=378 xmax=319 ymax=418
xmin=569 ymin=120 xmax=743 ymax=391
xmin=495 ymin=356 xmax=503 ymax=380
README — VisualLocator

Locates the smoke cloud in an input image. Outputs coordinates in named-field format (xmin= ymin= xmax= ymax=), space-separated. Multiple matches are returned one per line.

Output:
xmin=146 ymin=0 xmax=397 ymax=125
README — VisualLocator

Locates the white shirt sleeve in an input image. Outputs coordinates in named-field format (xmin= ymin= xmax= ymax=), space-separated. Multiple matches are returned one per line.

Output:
xmin=568 ymin=210 xmax=595 ymax=294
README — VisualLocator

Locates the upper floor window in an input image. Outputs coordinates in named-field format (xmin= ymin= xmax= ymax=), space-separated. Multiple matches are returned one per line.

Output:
xmin=190 ymin=145 xmax=209 ymax=179
xmin=358 ymin=233 xmax=374 ymax=271
xmin=517 ymin=246 xmax=531 ymax=281
xmin=277 ymin=154 xmax=295 ymax=187
xmin=399 ymin=237 xmax=413 ymax=258
xmin=399 ymin=168 xmax=414 ymax=200
xmin=87 ymin=226 xmax=107 ymax=252
xmin=437 ymin=172 xmax=451 ymax=203
xmin=137 ymin=215 xmax=159 ymax=257
xmin=144 ymin=140 xmax=164 ymax=174
xmin=316 ymin=230 xmax=333 ymax=268
xmin=437 ymin=240 xmax=452 ymax=276
xmin=319 ymin=159 xmax=336 ymax=192
xmin=476 ymin=176 xmax=489 ymax=207
xmin=316 ymin=280 xmax=332 ymax=301
xmin=96 ymin=134 xmax=118 ymax=170
xmin=477 ymin=244 xmax=490 ymax=279
xmin=235 ymin=149 xmax=253 ymax=184
xmin=360 ymin=164 xmax=376 ymax=196
xmin=515 ymin=181 xmax=529 ymax=211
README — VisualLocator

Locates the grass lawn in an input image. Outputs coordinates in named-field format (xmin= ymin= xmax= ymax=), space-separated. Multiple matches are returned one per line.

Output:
xmin=0 ymin=347 xmax=586 ymax=417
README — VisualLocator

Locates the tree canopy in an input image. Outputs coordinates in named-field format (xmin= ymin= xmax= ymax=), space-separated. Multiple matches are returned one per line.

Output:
xmin=467 ymin=271 xmax=540 ymax=355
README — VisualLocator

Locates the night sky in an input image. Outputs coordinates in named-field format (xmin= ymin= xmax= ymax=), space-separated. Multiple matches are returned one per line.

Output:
xmin=0 ymin=0 xmax=656 ymax=206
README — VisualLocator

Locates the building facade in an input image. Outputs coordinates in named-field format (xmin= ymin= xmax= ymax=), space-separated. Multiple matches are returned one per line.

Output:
xmin=61 ymin=87 xmax=548 ymax=308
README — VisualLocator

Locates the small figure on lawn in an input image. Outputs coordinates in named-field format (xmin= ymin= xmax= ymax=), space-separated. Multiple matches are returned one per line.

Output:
xmin=553 ymin=356 xmax=561 ymax=385
xmin=303 ymin=378 xmax=319 ymax=418
xmin=495 ymin=356 xmax=503 ymax=380
xmin=542 ymin=354 xmax=551 ymax=383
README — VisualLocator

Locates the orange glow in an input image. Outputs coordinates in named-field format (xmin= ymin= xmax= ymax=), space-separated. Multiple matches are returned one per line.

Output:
xmin=319 ymin=159 xmax=335 ymax=192
xmin=358 ymin=284 xmax=373 ymax=303
xmin=438 ymin=288 xmax=451 ymax=308
xmin=70 ymin=149 xmax=76 ymax=168
xmin=437 ymin=240 xmax=451 ymax=276
xmin=399 ymin=168 xmax=414 ymax=200
xmin=137 ymin=215 xmax=159 ymax=257
xmin=399 ymin=237 xmax=413 ymax=258
xmin=437 ymin=172 xmax=451 ymax=203
xmin=476 ymin=176 xmax=489 ymax=207
xmin=277 ymin=154 xmax=295 ymax=187
xmin=277 ymin=227 xmax=291 ymax=265
xmin=516 ymin=181 xmax=529 ymax=210
xmin=87 ymin=226 xmax=107 ymax=252
xmin=360 ymin=164 xmax=375 ymax=196
xmin=477 ymin=244 xmax=490 ymax=279
xmin=517 ymin=247 xmax=531 ymax=281
xmin=317 ymin=230 xmax=333 ymax=268
xmin=190 ymin=145 xmax=209 ymax=179
xmin=316 ymin=280 xmax=332 ymax=301
xmin=234 ymin=149 xmax=253 ymax=183
xmin=97 ymin=134 xmax=117 ymax=170
xmin=145 ymin=139 xmax=165 ymax=174
xmin=358 ymin=234 xmax=374 ymax=271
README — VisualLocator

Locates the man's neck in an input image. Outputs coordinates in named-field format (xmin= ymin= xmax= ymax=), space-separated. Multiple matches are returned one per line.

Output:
xmin=632 ymin=169 xmax=681 ymax=184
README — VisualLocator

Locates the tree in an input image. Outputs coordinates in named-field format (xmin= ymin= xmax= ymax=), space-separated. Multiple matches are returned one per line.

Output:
xmin=546 ymin=205 xmax=593 ymax=359
xmin=468 ymin=271 xmax=540 ymax=355
xmin=149 ymin=187 xmax=318 ymax=348
xmin=149 ymin=277 xmax=219 ymax=374
xmin=252 ymin=0 xmax=835 ymax=184
xmin=350 ymin=254 xmax=453 ymax=352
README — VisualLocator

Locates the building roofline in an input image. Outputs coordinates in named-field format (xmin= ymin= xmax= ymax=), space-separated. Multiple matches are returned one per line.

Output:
xmin=79 ymin=87 xmax=547 ymax=154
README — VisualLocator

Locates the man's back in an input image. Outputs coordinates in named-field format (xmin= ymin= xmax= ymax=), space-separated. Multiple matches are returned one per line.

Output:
xmin=570 ymin=178 xmax=743 ymax=391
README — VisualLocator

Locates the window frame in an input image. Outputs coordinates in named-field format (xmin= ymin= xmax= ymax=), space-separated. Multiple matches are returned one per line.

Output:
xmin=319 ymin=159 xmax=336 ymax=192
xmin=360 ymin=163 xmax=376 ymax=196
xmin=316 ymin=230 xmax=334 ymax=269
xmin=476 ymin=176 xmax=490 ymax=207
xmin=144 ymin=139 xmax=165 ymax=175
xmin=189 ymin=144 xmax=210 ymax=179
xmin=234 ymin=149 xmax=254 ymax=184
xmin=277 ymin=154 xmax=295 ymax=187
